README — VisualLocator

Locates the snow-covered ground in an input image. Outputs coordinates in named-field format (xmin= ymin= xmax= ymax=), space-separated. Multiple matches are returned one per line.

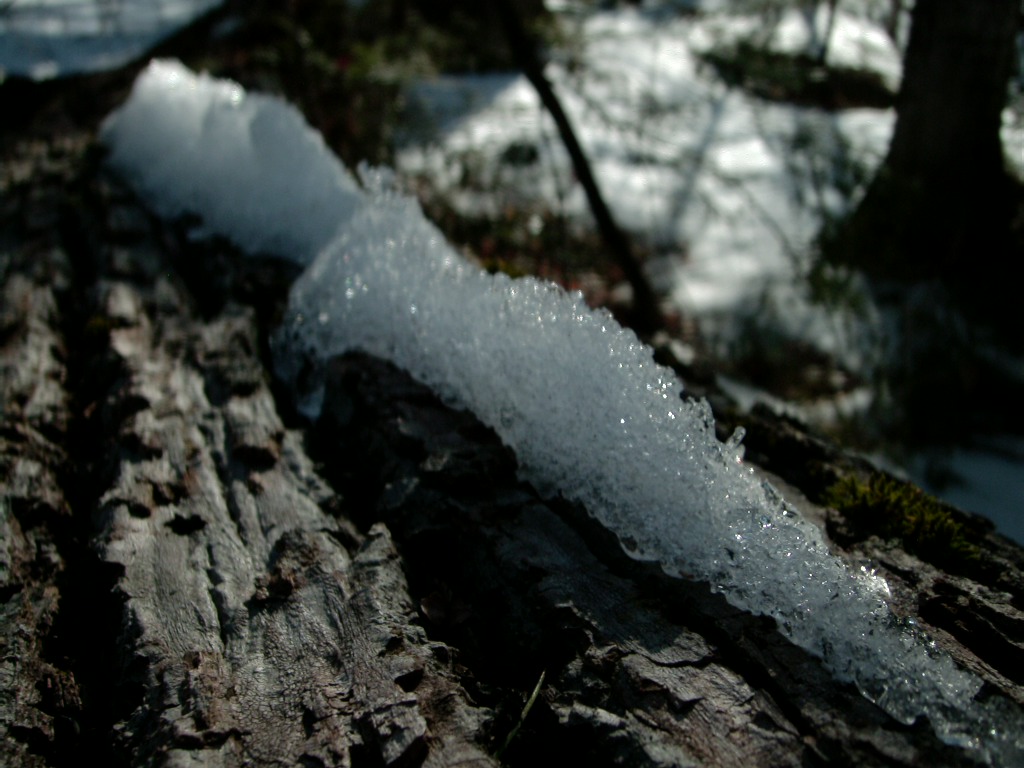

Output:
xmin=397 ymin=6 xmax=898 ymax=377
xmin=0 ymin=0 xmax=221 ymax=80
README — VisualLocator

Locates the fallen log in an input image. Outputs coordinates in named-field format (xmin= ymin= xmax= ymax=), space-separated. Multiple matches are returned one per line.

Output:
xmin=2 ymin=69 xmax=1023 ymax=768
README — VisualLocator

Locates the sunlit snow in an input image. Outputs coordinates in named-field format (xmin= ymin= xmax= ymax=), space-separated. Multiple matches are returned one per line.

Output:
xmin=101 ymin=59 xmax=1024 ymax=764
xmin=6 ymin=1 xmax=1016 ymax=544
xmin=99 ymin=60 xmax=363 ymax=260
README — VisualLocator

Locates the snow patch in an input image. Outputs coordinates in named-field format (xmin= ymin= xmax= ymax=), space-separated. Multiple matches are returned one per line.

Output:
xmin=101 ymin=59 xmax=363 ymax=262
xmin=0 ymin=0 xmax=223 ymax=81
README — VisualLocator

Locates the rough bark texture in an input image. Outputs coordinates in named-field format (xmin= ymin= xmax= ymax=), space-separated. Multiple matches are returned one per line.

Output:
xmin=3 ymin=65 xmax=1024 ymax=768
xmin=491 ymin=0 xmax=665 ymax=337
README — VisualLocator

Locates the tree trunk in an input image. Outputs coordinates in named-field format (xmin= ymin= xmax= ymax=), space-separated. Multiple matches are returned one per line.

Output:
xmin=3 ymin=66 xmax=1024 ymax=768
xmin=828 ymin=0 xmax=1020 ymax=306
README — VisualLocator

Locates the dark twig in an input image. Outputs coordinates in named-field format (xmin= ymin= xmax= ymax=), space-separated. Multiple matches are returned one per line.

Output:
xmin=491 ymin=0 xmax=665 ymax=337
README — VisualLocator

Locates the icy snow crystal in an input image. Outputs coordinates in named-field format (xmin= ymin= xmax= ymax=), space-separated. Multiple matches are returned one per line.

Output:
xmin=101 ymin=60 xmax=1023 ymax=764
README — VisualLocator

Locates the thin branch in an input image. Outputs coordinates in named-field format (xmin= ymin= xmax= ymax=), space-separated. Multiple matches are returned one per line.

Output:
xmin=494 ymin=669 xmax=546 ymax=760
xmin=491 ymin=0 xmax=665 ymax=337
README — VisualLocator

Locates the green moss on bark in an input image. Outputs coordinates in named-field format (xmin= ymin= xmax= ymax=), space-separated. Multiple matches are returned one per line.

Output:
xmin=824 ymin=473 xmax=981 ymax=569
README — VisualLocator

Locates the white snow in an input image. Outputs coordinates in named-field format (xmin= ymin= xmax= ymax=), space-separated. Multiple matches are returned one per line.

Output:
xmin=0 ymin=0 xmax=222 ymax=81
xmin=101 ymin=59 xmax=1024 ymax=764
xmin=101 ymin=59 xmax=363 ymax=262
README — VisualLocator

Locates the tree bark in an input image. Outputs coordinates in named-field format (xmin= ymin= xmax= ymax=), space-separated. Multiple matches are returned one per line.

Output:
xmin=3 ymin=67 xmax=1024 ymax=768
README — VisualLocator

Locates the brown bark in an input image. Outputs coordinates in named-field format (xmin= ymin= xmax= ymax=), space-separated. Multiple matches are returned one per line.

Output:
xmin=2 ymin=113 xmax=492 ymax=765
xmin=3 ymin=64 xmax=1024 ymax=768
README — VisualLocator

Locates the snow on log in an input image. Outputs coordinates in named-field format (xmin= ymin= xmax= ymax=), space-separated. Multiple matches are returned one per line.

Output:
xmin=99 ymin=59 xmax=1024 ymax=763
